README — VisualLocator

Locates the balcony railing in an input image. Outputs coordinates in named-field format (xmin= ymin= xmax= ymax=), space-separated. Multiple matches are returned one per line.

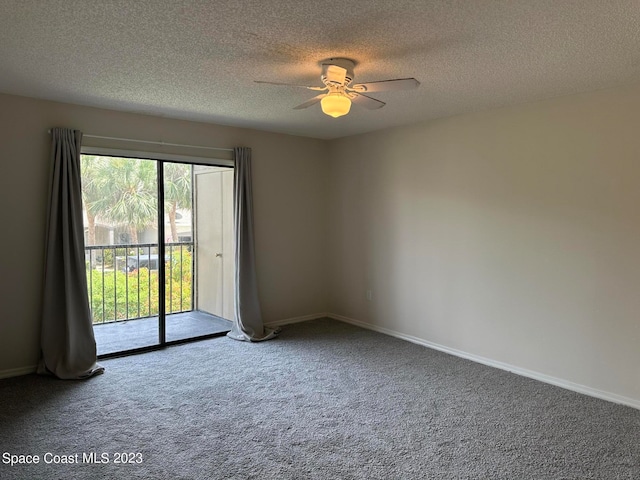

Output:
xmin=85 ymin=242 xmax=193 ymax=324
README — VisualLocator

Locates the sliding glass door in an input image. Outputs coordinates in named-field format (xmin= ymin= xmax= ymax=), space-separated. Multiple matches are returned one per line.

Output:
xmin=82 ymin=155 xmax=160 ymax=355
xmin=163 ymin=162 xmax=235 ymax=343
xmin=81 ymin=154 xmax=234 ymax=356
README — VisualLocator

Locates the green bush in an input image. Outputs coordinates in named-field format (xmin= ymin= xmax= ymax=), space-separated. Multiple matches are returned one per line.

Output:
xmin=87 ymin=249 xmax=193 ymax=324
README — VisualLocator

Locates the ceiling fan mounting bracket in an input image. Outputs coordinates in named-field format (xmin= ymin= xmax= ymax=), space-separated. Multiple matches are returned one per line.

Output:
xmin=320 ymin=58 xmax=356 ymax=87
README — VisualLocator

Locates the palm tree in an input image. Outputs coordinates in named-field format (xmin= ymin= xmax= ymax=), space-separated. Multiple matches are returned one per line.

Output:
xmin=163 ymin=163 xmax=192 ymax=242
xmin=82 ymin=157 xmax=191 ymax=245
xmin=80 ymin=155 xmax=107 ymax=246
xmin=96 ymin=157 xmax=158 ymax=244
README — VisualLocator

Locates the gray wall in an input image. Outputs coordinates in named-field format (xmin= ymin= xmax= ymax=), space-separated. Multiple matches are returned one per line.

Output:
xmin=0 ymin=93 xmax=329 ymax=374
xmin=327 ymin=83 xmax=640 ymax=405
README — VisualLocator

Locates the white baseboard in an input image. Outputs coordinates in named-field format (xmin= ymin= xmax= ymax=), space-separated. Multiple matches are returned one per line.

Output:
xmin=327 ymin=313 xmax=640 ymax=411
xmin=265 ymin=312 xmax=328 ymax=328
xmin=0 ymin=365 xmax=37 ymax=380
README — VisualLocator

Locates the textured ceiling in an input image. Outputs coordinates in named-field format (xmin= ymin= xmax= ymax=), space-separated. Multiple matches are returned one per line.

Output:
xmin=1 ymin=0 xmax=639 ymax=139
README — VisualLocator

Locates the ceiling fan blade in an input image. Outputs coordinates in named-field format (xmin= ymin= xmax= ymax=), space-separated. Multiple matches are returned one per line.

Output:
xmin=350 ymin=93 xmax=385 ymax=110
xmin=293 ymin=94 xmax=327 ymax=110
xmin=350 ymin=78 xmax=420 ymax=93
xmin=255 ymin=80 xmax=326 ymax=91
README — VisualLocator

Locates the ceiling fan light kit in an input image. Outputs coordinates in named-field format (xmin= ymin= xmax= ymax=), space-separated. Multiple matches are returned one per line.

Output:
xmin=320 ymin=91 xmax=352 ymax=118
xmin=256 ymin=58 xmax=419 ymax=118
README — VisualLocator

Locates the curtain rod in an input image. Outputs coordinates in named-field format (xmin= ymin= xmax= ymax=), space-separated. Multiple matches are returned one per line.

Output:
xmin=47 ymin=130 xmax=234 ymax=152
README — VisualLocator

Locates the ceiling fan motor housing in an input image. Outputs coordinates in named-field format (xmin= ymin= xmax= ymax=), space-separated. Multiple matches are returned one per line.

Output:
xmin=321 ymin=58 xmax=356 ymax=87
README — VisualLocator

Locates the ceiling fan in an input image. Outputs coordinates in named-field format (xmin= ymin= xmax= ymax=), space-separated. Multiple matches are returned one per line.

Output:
xmin=255 ymin=58 xmax=420 ymax=118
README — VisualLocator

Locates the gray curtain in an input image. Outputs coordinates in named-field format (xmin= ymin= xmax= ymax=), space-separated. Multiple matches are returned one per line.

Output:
xmin=38 ymin=128 xmax=104 ymax=379
xmin=227 ymin=147 xmax=279 ymax=342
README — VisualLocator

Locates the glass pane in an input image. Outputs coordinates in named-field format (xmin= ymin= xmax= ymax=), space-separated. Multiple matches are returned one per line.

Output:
xmin=81 ymin=155 xmax=160 ymax=355
xmin=164 ymin=162 xmax=233 ymax=342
